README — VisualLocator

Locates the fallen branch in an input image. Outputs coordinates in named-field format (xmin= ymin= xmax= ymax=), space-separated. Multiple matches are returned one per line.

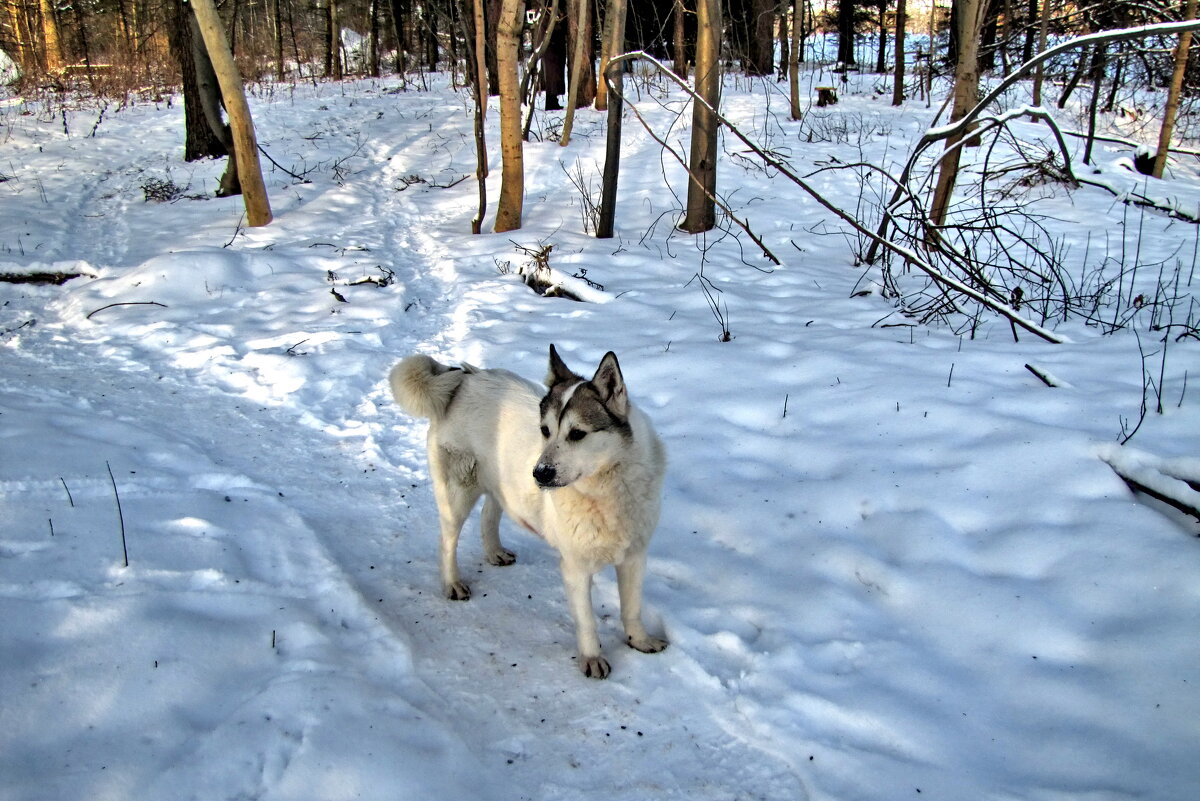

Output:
xmin=1100 ymin=446 xmax=1200 ymax=525
xmin=86 ymin=301 xmax=168 ymax=320
xmin=1024 ymin=363 xmax=1067 ymax=388
xmin=0 ymin=271 xmax=89 ymax=285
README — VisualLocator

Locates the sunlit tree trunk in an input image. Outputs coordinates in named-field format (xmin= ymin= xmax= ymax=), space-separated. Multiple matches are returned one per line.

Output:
xmin=190 ymin=0 xmax=273 ymax=226
xmin=1032 ymin=0 xmax=1050 ymax=106
xmin=39 ymin=0 xmax=62 ymax=73
xmin=1153 ymin=0 xmax=1198 ymax=179
xmin=596 ymin=0 xmax=628 ymax=111
xmin=560 ymin=0 xmax=593 ymax=145
xmin=929 ymin=0 xmax=983 ymax=229
xmin=493 ymin=0 xmax=524 ymax=232
xmin=681 ymin=0 xmax=721 ymax=234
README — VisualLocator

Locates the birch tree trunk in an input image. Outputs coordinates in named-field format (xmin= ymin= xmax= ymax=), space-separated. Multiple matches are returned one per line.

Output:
xmin=1153 ymin=0 xmax=1198 ymax=179
xmin=493 ymin=0 xmax=524 ymax=232
xmin=189 ymin=0 xmax=274 ymax=227
xmin=596 ymin=0 xmax=627 ymax=237
xmin=681 ymin=0 xmax=721 ymax=234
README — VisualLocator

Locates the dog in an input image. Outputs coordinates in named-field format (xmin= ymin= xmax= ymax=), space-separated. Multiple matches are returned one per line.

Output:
xmin=389 ymin=345 xmax=668 ymax=678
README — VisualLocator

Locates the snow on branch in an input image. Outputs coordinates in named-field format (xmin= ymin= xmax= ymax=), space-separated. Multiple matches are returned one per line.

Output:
xmin=1100 ymin=445 xmax=1200 ymax=525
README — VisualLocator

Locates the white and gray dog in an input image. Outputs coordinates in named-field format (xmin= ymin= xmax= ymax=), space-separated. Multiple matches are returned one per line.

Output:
xmin=390 ymin=345 xmax=667 ymax=678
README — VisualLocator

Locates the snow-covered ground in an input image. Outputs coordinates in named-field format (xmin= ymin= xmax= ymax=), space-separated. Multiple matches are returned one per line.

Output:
xmin=2 ymin=67 xmax=1198 ymax=800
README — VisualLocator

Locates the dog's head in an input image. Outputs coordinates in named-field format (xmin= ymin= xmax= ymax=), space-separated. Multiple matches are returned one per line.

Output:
xmin=533 ymin=345 xmax=632 ymax=489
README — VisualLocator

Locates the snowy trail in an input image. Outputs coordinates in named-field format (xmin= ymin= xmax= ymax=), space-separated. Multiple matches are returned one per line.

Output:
xmin=4 ymin=74 xmax=1200 ymax=800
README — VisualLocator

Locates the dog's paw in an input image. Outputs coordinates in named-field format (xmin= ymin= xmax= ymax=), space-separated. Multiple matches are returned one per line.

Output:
xmin=486 ymin=547 xmax=517 ymax=566
xmin=578 ymin=655 xmax=611 ymax=679
xmin=443 ymin=581 xmax=471 ymax=601
xmin=627 ymin=634 xmax=669 ymax=654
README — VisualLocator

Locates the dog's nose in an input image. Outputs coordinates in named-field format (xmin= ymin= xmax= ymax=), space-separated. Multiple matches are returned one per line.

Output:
xmin=533 ymin=463 xmax=557 ymax=487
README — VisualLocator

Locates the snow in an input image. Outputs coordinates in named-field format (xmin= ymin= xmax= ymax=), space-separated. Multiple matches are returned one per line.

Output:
xmin=2 ymin=67 xmax=1199 ymax=800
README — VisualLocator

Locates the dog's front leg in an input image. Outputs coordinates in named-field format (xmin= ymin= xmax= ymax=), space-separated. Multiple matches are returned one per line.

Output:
xmin=560 ymin=559 xmax=608 ymax=679
xmin=616 ymin=550 xmax=668 ymax=654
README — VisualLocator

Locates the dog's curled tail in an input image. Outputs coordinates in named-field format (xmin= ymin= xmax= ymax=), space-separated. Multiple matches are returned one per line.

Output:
xmin=389 ymin=355 xmax=472 ymax=421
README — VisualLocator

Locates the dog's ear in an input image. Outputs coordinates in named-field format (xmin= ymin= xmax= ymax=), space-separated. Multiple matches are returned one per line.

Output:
xmin=545 ymin=344 xmax=581 ymax=388
xmin=591 ymin=351 xmax=629 ymax=419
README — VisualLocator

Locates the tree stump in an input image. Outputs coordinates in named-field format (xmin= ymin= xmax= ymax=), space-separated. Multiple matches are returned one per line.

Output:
xmin=816 ymin=86 xmax=838 ymax=107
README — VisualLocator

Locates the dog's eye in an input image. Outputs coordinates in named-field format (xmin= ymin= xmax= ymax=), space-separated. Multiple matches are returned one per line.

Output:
xmin=540 ymin=425 xmax=550 ymax=438
xmin=567 ymin=429 xmax=587 ymax=442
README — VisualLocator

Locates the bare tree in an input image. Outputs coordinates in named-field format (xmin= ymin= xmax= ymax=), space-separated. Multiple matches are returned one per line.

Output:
xmin=596 ymin=0 xmax=628 ymax=237
xmin=789 ymin=0 xmax=803 ymax=119
xmin=596 ymin=0 xmax=628 ymax=111
xmin=560 ymin=0 xmax=592 ymax=145
xmin=468 ymin=0 xmax=489 ymax=233
xmin=674 ymin=0 xmax=688 ymax=80
xmin=493 ymin=0 xmax=524 ymax=232
xmin=681 ymin=0 xmax=721 ymax=233
xmin=38 ymin=0 xmax=62 ymax=72
xmin=1153 ymin=0 xmax=1198 ymax=179
xmin=892 ymin=0 xmax=906 ymax=105
xmin=929 ymin=0 xmax=983 ymax=228
xmin=189 ymin=0 xmax=273 ymax=226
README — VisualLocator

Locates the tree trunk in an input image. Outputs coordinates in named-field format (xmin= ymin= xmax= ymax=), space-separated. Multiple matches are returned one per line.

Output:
xmin=1153 ymin=0 xmax=1198 ymax=179
xmin=892 ymin=0 xmax=906 ymax=105
xmin=837 ymin=0 xmax=857 ymax=66
xmin=38 ymin=0 xmax=63 ymax=73
xmin=1082 ymin=41 xmax=1106 ymax=165
xmin=493 ymin=0 xmax=524 ymax=232
xmin=673 ymin=0 xmax=688 ymax=80
xmin=189 ymin=0 xmax=273 ymax=227
xmin=747 ymin=0 xmax=775 ymax=75
xmin=929 ymin=0 xmax=983 ymax=229
xmin=597 ymin=0 xmax=627 ymax=111
xmin=273 ymin=0 xmax=286 ymax=81
xmin=1032 ymin=0 xmax=1050 ymax=106
xmin=469 ymin=0 xmax=489 ymax=233
xmin=166 ymin=0 xmax=228 ymax=163
xmin=369 ymin=0 xmax=381 ymax=77
xmin=875 ymin=0 xmax=887 ymax=73
xmin=596 ymin=57 xmax=624 ymax=238
xmin=560 ymin=0 xmax=593 ymax=145
xmin=789 ymin=0 xmax=803 ymax=118
xmin=596 ymin=0 xmax=628 ymax=234
xmin=681 ymin=0 xmax=721 ymax=234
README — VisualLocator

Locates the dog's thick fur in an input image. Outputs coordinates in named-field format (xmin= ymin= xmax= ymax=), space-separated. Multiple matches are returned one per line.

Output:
xmin=389 ymin=345 xmax=667 ymax=678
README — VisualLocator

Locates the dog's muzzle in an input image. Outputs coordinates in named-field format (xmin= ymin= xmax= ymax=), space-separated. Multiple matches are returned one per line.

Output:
xmin=533 ymin=463 xmax=559 ymax=488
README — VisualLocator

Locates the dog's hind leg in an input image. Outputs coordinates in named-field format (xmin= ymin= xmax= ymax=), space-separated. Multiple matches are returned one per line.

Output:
xmin=480 ymin=494 xmax=517 ymax=566
xmin=616 ymin=550 xmax=669 ymax=654
xmin=561 ymin=559 xmax=609 ymax=678
xmin=429 ymin=446 xmax=480 ymax=601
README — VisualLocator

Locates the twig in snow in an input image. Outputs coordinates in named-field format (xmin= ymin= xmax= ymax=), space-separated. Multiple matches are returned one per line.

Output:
xmin=86 ymin=301 xmax=168 ymax=320
xmin=106 ymin=461 xmax=129 ymax=567
xmin=60 ymin=477 xmax=75 ymax=507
